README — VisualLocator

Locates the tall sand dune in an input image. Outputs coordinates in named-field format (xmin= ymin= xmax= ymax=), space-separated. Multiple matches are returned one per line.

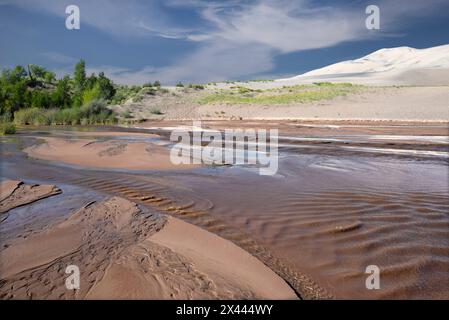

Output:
xmin=277 ymin=44 xmax=449 ymax=85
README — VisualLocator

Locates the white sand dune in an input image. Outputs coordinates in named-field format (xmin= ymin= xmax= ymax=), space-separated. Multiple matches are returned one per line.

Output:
xmin=277 ymin=44 xmax=449 ymax=85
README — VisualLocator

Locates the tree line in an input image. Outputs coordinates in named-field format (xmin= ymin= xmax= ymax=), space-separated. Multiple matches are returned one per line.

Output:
xmin=0 ymin=59 xmax=116 ymax=120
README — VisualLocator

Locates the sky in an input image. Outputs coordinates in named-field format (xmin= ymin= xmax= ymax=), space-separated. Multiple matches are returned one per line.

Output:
xmin=0 ymin=0 xmax=448 ymax=85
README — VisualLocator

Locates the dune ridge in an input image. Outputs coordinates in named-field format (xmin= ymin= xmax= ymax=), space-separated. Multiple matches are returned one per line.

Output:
xmin=277 ymin=44 xmax=449 ymax=85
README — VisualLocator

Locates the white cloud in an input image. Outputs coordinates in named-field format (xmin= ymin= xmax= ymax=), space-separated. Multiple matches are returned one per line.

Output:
xmin=199 ymin=2 xmax=364 ymax=53
xmin=4 ymin=0 xmax=448 ymax=84
xmin=109 ymin=0 xmax=368 ymax=84
xmin=80 ymin=42 xmax=274 ymax=85
xmin=0 ymin=0 xmax=190 ymax=38
xmin=41 ymin=52 xmax=77 ymax=64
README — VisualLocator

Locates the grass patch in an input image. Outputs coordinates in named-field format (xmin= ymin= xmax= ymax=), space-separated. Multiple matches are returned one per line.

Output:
xmin=198 ymin=83 xmax=360 ymax=105
xmin=246 ymin=79 xmax=274 ymax=83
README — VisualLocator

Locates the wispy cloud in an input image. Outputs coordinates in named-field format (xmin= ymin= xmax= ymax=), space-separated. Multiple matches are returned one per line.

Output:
xmin=0 ymin=0 xmax=190 ymax=38
xmin=102 ymin=0 xmax=369 ymax=83
xmin=4 ymin=0 xmax=449 ymax=83
xmin=92 ymin=43 xmax=275 ymax=85
xmin=41 ymin=52 xmax=77 ymax=64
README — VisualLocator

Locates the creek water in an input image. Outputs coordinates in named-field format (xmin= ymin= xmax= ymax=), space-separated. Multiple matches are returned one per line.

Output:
xmin=1 ymin=122 xmax=448 ymax=299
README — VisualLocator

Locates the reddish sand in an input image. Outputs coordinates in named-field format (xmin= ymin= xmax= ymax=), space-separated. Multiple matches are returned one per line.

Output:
xmin=24 ymin=136 xmax=197 ymax=171
xmin=0 ymin=191 xmax=297 ymax=300
xmin=0 ymin=180 xmax=61 ymax=222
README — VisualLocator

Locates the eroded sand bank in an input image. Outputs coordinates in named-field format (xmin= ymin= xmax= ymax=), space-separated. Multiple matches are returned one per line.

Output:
xmin=0 ymin=183 xmax=297 ymax=300
xmin=0 ymin=180 xmax=61 ymax=222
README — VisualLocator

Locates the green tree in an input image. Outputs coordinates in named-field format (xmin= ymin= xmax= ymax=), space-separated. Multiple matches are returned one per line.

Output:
xmin=31 ymin=90 xmax=52 ymax=108
xmin=44 ymin=71 xmax=56 ymax=84
xmin=72 ymin=59 xmax=86 ymax=108
xmin=0 ymin=66 xmax=29 ymax=114
xmin=11 ymin=81 xmax=28 ymax=111
xmin=82 ymin=82 xmax=102 ymax=105
xmin=74 ymin=59 xmax=86 ymax=92
xmin=84 ymin=73 xmax=98 ymax=90
xmin=97 ymin=72 xmax=115 ymax=100
xmin=9 ymin=66 xmax=28 ymax=83
xmin=52 ymin=75 xmax=72 ymax=108
xmin=29 ymin=65 xmax=47 ymax=80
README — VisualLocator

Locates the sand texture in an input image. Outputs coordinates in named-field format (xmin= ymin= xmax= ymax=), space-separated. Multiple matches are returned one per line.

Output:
xmin=24 ymin=137 xmax=197 ymax=171
xmin=0 ymin=196 xmax=297 ymax=300
xmin=0 ymin=180 xmax=62 ymax=222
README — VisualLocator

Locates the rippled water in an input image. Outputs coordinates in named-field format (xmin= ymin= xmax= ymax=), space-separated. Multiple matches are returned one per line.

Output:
xmin=1 ymin=123 xmax=448 ymax=299
xmin=179 ymin=154 xmax=448 ymax=298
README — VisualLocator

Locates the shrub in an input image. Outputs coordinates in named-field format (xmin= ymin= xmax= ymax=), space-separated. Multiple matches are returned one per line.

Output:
xmin=0 ymin=122 xmax=16 ymax=135
xmin=121 ymin=110 xmax=133 ymax=118
xmin=111 ymin=85 xmax=142 ymax=104
xmin=13 ymin=100 xmax=115 ymax=126
xmin=150 ymin=108 xmax=163 ymax=115
xmin=14 ymin=108 xmax=50 ymax=125
xmin=141 ymin=87 xmax=157 ymax=95
xmin=81 ymin=99 xmax=111 ymax=117
xmin=188 ymin=84 xmax=205 ymax=90
xmin=176 ymin=82 xmax=184 ymax=87
xmin=0 ymin=112 xmax=13 ymax=122
xmin=82 ymin=83 xmax=102 ymax=105
xmin=237 ymin=86 xmax=253 ymax=94
xmin=52 ymin=108 xmax=82 ymax=125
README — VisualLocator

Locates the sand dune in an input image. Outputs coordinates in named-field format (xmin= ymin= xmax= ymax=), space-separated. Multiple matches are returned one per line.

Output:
xmin=277 ymin=44 xmax=449 ymax=85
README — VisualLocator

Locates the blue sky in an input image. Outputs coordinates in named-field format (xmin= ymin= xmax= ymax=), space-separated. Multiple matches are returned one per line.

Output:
xmin=1 ymin=0 xmax=448 ymax=85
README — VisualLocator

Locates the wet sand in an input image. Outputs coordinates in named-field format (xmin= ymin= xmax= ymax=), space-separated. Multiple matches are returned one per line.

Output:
xmin=0 ymin=189 xmax=296 ymax=299
xmin=24 ymin=136 xmax=197 ymax=171
xmin=1 ymin=121 xmax=448 ymax=299
xmin=0 ymin=180 xmax=61 ymax=222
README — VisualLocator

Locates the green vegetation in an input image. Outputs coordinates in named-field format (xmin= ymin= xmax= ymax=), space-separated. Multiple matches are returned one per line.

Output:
xmin=176 ymin=82 xmax=184 ymax=87
xmin=111 ymin=85 xmax=142 ymax=104
xmin=150 ymin=108 xmax=163 ymax=115
xmin=246 ymin=79 xmax=274 ymax=83
xmin=121 ymin=110 xmax=133 ymax=118
xmin=0 ymin=120 xmax=16 ymax=135
xmin=198 ymin=83 xmax=359 ymax=105
xmin=0 ymin=60 xmax=120 ymax=131
xmin=188 ymin=84 xmax=205 ymax=90
xmin=234 ymin=86 xmax=262 ymax=94
xmin=0 ymin=60 xmax=172 ymax=130
xmin=313 ymin=82 xmax=353 ymax=87
xmin=13 ymin=100 xmax=114 ymax=126
xmin=111 ymin=82 xmax=172 ymax=105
